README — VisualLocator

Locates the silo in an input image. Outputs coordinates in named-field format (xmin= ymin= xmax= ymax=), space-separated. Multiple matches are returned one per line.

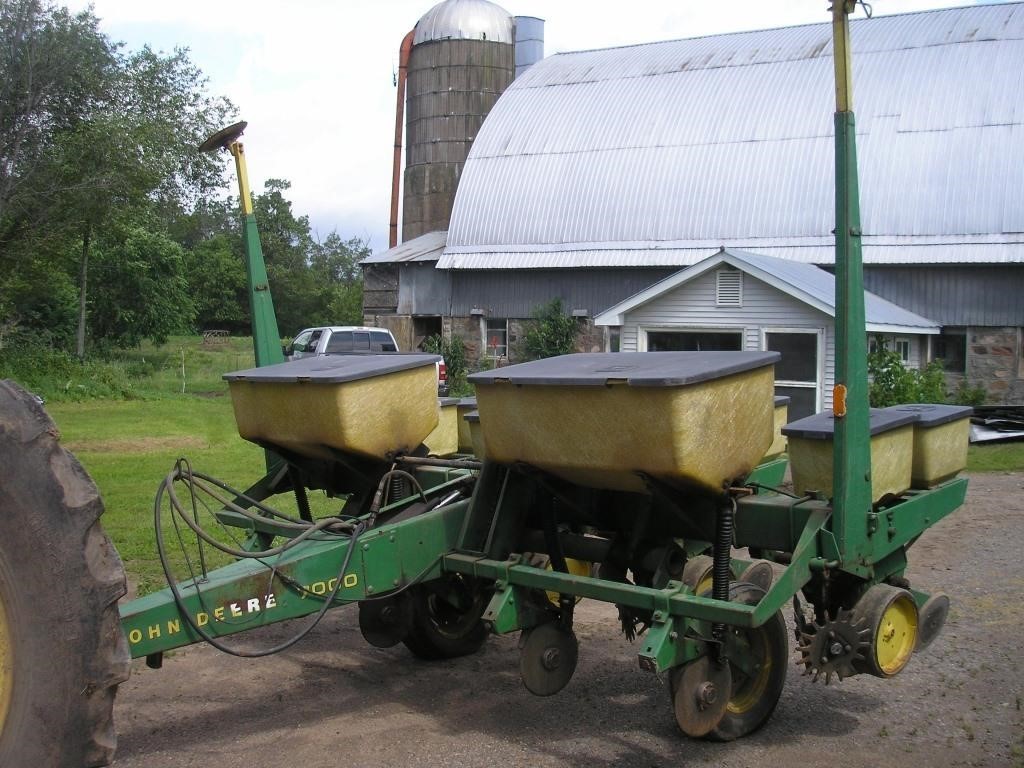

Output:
xmin=514 ymin=16 xmax=545 ymax=77
xmin=402 ymin=0 xmax=515 ymax=242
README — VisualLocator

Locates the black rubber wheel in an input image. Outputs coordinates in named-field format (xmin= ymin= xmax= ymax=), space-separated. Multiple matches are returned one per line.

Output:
xmin=0 ymin=381 xmax=130 ymax=767
xmin=706 ymin=582 xmax=788 ymax=742
xmin=402 ymin=573 xmax=490 ymax=660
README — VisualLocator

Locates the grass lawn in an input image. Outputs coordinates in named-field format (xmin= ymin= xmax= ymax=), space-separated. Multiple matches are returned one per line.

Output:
xmin=967 ymin=441 xmax=1024 ymax=472
xmin=49 ymin=397 xmax=268 ymax=595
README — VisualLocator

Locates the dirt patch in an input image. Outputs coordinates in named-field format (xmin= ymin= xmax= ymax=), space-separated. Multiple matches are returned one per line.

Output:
xmin=66 ymin=435 xmax=208 ymax=454
xmin=110 ymin=472 xmax=1024 ymax=768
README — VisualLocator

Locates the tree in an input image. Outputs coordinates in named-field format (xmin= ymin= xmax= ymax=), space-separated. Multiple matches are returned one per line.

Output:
xmin=0 ymin=1 xmax=234 ymax=356
xmin=246 ymin=181 xmax=368 ymax=333
xmin=184 ymin=234 xmax=249 ymax=332
xmin=523 ymin=298 xmax=580 ymax=360
xmin=87 ymin=225 xmax=195 ymax=347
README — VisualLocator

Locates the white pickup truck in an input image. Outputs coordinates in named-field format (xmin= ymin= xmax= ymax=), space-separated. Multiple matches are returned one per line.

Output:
xmin=285 ymin=326 xmax=448 ymax=395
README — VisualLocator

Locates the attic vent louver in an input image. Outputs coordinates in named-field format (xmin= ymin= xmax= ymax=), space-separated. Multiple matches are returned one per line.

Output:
xmin=716 ymin=268 xmax=742 ymax=307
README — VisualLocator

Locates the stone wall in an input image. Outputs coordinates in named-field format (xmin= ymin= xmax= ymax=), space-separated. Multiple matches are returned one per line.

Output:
xmin=966 ymin=326 xmax=1024 ymax=404
xmin=576 ymin=320 xmax=605 ymax=354
xmin=446 ymin=315 xmax=483 ymax=364
xmin=445 ymin=316 xmax=605 ymax=368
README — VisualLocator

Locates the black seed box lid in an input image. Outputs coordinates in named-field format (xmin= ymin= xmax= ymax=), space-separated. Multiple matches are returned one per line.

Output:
xmin=224 ymin=354 xmax=441 ymax=384
xmin=883 ymin=403 xmax=974 ymax=428
xmin=782 ymin=408 xmax=917 ymax=440
xmin=468 ymin=352 xmax=780 ymax=388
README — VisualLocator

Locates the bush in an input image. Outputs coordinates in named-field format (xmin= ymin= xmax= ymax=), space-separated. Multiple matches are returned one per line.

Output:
xmin=867 ymin=336 xmax=981 ymax=407
xmin=523 ymin=298 xmax=579 ymax=360
xmin=423 ymin=334 xmax=471 ymax=396
xmin=952 ymin=380 xmax=987 ymax=407
xmin=0 ymin=342 xmax=142 ymax=402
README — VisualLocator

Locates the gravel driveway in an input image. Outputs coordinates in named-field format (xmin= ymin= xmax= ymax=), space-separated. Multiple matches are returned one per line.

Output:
xmin=111 ymin=471 xmax=1024 ymax=768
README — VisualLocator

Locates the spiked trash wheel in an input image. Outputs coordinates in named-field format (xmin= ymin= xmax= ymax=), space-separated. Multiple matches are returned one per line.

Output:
xmin=796 ymin=608 xmax=870 ymax=684
xmin=0 ymin=382 xmax=130 ymax=766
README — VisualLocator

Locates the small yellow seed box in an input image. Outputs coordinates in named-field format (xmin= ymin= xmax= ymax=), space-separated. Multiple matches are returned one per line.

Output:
xmin=224 ymin=355 xmax=441 ymax=461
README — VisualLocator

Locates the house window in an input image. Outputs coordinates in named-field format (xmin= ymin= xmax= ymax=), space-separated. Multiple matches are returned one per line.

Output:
xmin=868 ymin=336 xmax=911 ymax=365
xmin=645 ymin=330 xmax=742 ymax=351
xmin=932 ymin=328 xmax=966 ymax=373
xmin=894 ymin=338 xmax=911 ymax=363
xmin=716 ymin=268 xmax=743 ymax=307
xmin=763 ymin=329 xmax=822 ymax=421
xmin=484 ymin=318 xmax=508 ymax=359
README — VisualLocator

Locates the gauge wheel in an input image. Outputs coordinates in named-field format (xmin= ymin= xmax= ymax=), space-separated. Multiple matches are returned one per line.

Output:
xmin=707 ymin=582 xmax=788 ymax=741
xmin=0 ymin=381 xmax=130 ymax=766
xmin=851 ymin=583 xmax=919 ymax=678
xmin=681 ymin=554 xmax=737 ymax=595
xmin=402 ymin=573 xmax=490 ymax=660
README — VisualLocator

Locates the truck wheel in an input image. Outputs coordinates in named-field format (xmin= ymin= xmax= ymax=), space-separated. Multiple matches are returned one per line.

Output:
xmin=0 ymin=381 xmax=131 ymax=767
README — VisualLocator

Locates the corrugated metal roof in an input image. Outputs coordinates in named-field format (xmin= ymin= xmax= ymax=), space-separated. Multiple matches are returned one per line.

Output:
xmin=362 ymin=230 xmax=447 ymax=264
xmin=440 ymin=4 xmax=1024 ymax=270
xmin=414 ymin=0 xmax=513 ymax=45
xmin=595 ymin=248 xmax=940 ymax=334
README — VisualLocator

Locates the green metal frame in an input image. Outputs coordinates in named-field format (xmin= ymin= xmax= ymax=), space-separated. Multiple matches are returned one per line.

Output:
xmin=121 ymin=498 xmax=467 ymax=658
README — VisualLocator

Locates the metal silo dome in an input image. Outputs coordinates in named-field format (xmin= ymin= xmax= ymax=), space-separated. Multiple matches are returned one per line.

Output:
xmin=413 ymin=0 xmax=514 ymax=45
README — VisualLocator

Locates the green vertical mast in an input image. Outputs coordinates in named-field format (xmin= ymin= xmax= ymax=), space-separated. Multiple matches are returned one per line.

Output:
xmin=200 ymin=122 xmax=284 ymax=473
xmin=199 ymin=121 xmax=284 ymax=369
xmin=830 ymin=3 xmax=873 ymax=562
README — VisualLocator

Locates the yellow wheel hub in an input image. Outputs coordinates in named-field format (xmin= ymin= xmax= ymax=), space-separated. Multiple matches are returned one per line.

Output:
xmin=726 ymin=627 xmax=772 ymax=715
xmin=874 ymin=594 xmax=918 ymax=676
xmin=0 ymin=591 xmax=11 ymax=734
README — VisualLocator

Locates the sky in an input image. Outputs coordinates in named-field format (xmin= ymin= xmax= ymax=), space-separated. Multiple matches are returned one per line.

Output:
xmin=66 ymin=0 xmax=1003 ymax=254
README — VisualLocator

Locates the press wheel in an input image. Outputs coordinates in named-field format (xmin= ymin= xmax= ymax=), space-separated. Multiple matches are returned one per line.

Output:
xmin=916 ymin=592 xmax=950 ymax=651
xmin=681 ymin=554 xmax=737 ymax=594
xmin=708 ymin=582 xmax=788 ymax=741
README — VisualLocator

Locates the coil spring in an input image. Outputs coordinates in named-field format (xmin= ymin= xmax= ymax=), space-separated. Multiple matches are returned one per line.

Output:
xmin=389 ymin=474 xmax=410 ymax=504
xmin=711 ymin=497 xmax=736 ymax=646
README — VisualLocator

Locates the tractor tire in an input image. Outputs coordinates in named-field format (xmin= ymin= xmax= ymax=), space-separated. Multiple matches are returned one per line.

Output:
xmin=0 ymin=381 xmax=131 ymax=767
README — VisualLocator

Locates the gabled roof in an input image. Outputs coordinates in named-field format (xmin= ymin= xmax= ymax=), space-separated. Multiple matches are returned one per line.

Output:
xmin=594 ymin=248 xmax=940 ymax=335
xmin=361 ymin=230 xmax=447 ymax=265
xmin=439 ymin=3 xmax=1024 ymax=270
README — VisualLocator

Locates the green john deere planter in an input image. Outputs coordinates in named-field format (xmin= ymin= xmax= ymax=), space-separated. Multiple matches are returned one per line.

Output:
xmin=0 ymin=3 xmax=969 ymax=764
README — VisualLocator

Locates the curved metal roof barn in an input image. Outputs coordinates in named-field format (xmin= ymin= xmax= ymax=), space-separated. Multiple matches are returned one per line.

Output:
xmin=439 ymin=3 xmax=1024 ymax=270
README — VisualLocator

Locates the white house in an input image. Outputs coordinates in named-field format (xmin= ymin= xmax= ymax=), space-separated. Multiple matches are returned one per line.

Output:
xmin=595 ymin=249 xmax=939 ymax=420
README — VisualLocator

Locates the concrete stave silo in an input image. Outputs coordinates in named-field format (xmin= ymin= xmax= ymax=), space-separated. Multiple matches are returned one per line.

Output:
xmin=401 ymin=0 xmax=515 ymax=242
